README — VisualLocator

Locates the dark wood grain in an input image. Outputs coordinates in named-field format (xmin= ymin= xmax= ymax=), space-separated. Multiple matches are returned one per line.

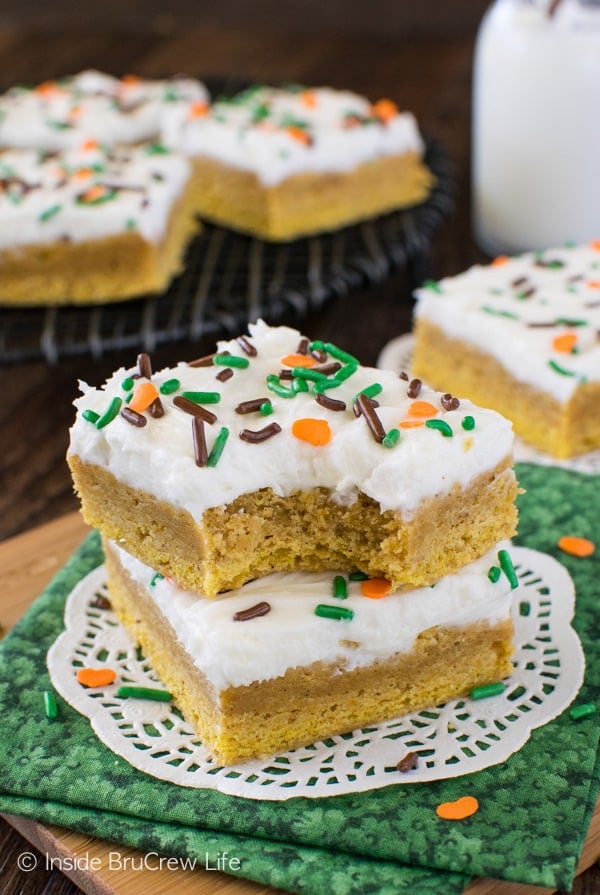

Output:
xmin=0 ymin=20 xmax=595 ymax=895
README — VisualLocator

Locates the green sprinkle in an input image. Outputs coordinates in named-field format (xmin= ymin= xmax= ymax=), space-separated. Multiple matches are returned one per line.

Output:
xmin=45 ymin=118 xmax=73 ymax=130
xmin=43 ymin=690 xmax=58 ymax=720
xmin=96 ymin=397 xmax=122 ymax=429
xmin=498 ymin=549 xmax=519 ymax=589
xmin=121 ymin=377 xmax=135 ymax=392
xmin=117 ymin=686 xmax=172 ymax=702
xmin=382 ymin=428 xmax=400 ymax=449
xmin=125 ymin=217 xmax=137 ymax=230
xmin=267 ymin=375 xmax=296 ymax=398
xmin=324 ymin=342 xmax=359 ymax=366
xmin=181 ymin=391 xmax=221 ymax=404
xmin=76 ymin=188 xmax=118 ymax=206
xmin=252 ymin=103 xmax=270 ymax=123
xmin=481 ymin=305 xmax=519 ymax=320
xmin=425 ymin=418 xmax=453 ymax=437
xmin=207 ymin=427 xmax=229 ymax=467
xmin=470 ymin=682 xmax=506 ymax=700
xmin=145 ymin=142 xmax=169 ymax=155
xmin=124 ymin=392 xmax=133 ymax=404
xmin=423 ymin=278 xmax=442 ymax=293
xmin=160 ymin=378 xmax=180 ymax=395
xmin=309 ymin=340 xmax=326 ymax=352
xmin=519 ymin=601 xmax=531 ymax=617
xmin=461 ymin=415 xmax=475 ymax=431
xmin=349 ymin=571 xmax=369 ymax=581
xmin=39 ymin=203 xmax=62 ymax=222
xmin=260 ymin=401 xmax=274 ymax=416
xmin=314 ymin=604 xmax=354 ymax=621
xmin=356 ymin=383 xmax=383 ymax=400
xmin=163 ymin=85 xmax=180 ymax=102
xmin=213 ymin=355 xmax=250 ymax=369
xmin=487 ymin=565 xmax=501 ymax=583
xmin=569 ymin=702 xmax=596 ymax=721
xmin=292 ymin=376 xmax=309 ymax=393
xmin=556 ymin=318 xmax=588 ymax=327
xmin=82 ymin=409 xmax=100 ymax=424
xmin=333 ymin=362 xmax=359 ymax=383
xmin=150 ymin=572 xmax=165 ymax=587
xmin=292 ymin=367 xmax=326 ymax=382
xmin=548 ymin=359 xmax=577 ymax=377
xmin=313 ymin=379 xmax=342 ymax=394
xmin=333 ymin=575 xmax=348 ymax=600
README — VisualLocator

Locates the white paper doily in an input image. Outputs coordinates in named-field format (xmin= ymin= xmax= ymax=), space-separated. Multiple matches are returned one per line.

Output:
xmin=377 ymin=333 xmax=600 ymax=475
xmin=47 ymin=547 xmax=584 ymax=800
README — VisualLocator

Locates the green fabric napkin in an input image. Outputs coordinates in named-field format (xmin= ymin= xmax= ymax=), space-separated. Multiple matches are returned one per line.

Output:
xmin=0 ymin=463 xmax=598 ymax=895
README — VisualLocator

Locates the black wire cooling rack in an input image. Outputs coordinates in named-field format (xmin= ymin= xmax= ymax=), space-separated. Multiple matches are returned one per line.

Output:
xmin=0 ymin=138 xmax=454 ymax=364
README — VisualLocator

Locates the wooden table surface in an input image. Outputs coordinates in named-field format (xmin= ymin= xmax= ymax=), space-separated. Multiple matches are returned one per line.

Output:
xmin=0 ymin=18 xmax=598 ymax=895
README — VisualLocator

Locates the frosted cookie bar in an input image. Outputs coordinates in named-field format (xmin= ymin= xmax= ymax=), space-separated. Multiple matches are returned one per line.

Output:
xmin=162 ymin=84 xmax=434 ymax=240
xmin=104 ymin=537 xmax=516 ymax=765
xmin=0 ymin=141 xmax=198 ymax=305
xmin=68 ymin=322 xmax=518 ymax=596
xmin=413 ymin=243 xmax=600 ymax=458
xmin=0 ymin=70 xmax=208 ymax=151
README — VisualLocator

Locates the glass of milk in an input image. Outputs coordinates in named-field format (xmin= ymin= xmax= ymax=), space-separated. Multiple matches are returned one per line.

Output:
xmin=472 ymin=0 xmax=600 ymax=255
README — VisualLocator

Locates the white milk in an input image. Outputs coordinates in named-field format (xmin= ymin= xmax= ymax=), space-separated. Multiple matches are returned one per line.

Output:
xmin=472 ymin=0 xmax=600 ymax=255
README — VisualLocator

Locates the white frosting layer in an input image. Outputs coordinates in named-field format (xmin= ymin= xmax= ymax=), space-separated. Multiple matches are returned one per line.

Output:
xmin=111 ymin=539 xmax=514 ymax=691
xmin=0 ymin=143 xmax=191 ymax=248
xmin=414 ymin=244 xmax=600 ymax=402
xmin=161 ymin=85 xmax=425 ymax=186
xmin=69 ymin=321 xmax=514 ymax=519
xmin=0 ymin=70 xmax=208 ymax=151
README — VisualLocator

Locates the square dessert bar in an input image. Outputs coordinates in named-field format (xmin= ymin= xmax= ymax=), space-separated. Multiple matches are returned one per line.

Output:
xmin=161 ymin=84 xmax=434 ymax=240
xmin=0 ymin=70 xmax=208 ymax=151
xmin=412 ymin=243 xmax=600 ymax=458
xmin=103 ymin=537 xmax=516 ymax=765
xmin=69 ymin=322 xmax=518 ymax=597
xmin=0 ymin=141 xmax=198 ymax=305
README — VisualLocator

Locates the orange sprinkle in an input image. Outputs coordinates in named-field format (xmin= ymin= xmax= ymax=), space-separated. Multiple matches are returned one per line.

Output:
xmin=361 ymin=578 xmax=392 ymax=599
xmin=81 ymin=139 xmax=99 ymax=152
xmin=407 ymin=400 xmax=438 ymax=417
xmin=76 ymin=668 xmax=117 ymax=688
xmin=280 ymin=353 xmax=316 ymax=368
xmin=558 ymin=536 xmax=595 ymax=558
xmin=587 ymin=280 xmax=600 ymax=290
xmin=188 ymin=100 xmax=209 ymax=120
xmin=120 ymin=74 xmax=141 ymax=87
xmin=81 ymin=184 xmax=108 ymax=203
xmin=36 ymin=80 xmax=60 ymax=97
xmin=371 ymin=98 xmax=399 ymax=123
xmin=68 ymin=104 xmax=82 ymax=120
xmin=292 ymin=418 xmax=331 ymax=446
xmin=128 ymin=381 xmax=159 ymax=414
xmin=286 ymin=125 xmax=312 ymax=145
xmin=589 ymin=240 xmax=600 ymax=252
xmin=491 ymin=255 xmax=509 ymax=266
xmin=399 ymin=420 xmax=424 ymax=429
xmin=552 ymin=333 xmax=578 ymax=353
xmin=73 ymin=167 xmax=93 ymax=180
xmin=436 ymin=796 xmax=479 ymax=821
xmin=300 ymin=90 xmax=318 ymax=109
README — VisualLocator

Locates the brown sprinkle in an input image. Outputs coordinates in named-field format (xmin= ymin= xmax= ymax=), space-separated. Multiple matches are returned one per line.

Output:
xmin=173 ymin=396 xmax=217 ymax=424
xmin=356 ymin=393 xmax=386 ymax=443
xmin=398 ymin=371 xmax=409 ymax=381
xmin=236 ymin=398 xmax=270 ymax=414
xmin=233 ymin=601 xmax=272 ymax=622
xmin=311 ymin=348 xmax=327 ymax=363
xmin=353 ymin=396 xmax=379 ymax=418
xmin=188 ymin=352 xmax=217 ymax=367
xmin=407 ymin=378 xmax=422 ymax=398
xmin=315 ymin=392 xmax=347 ymax=412
xmin=148 ymin=397 xmax=165 ymax=418
xmin=236 ymin=335 xmax=257 ymax=357
xmin=216 ymin=367 xmax=234 ymax=382
xmin=279 ymin=369 xmax=293 ymax=380
xmin=311 ymin=361 xmax=342 ymax=376
xmin=511 ymin=276 xmax=528 ymax=288
xmin=239 ymin=422 xmax=282 ymax=443
xmin=192 ymin=416 xmax=208 ymax=467
xmin=518 ymin=286 xmax=536 ymax=298
xmin=396 ymin=751 xmax=418 ymax=773
xmin=440 ymin=393 xmax=460 ymax=411
xmin=91 ymin=593 xmax=112 ymax=610
xmin=120 ymin=407 xmax=147 ymax=428
xmin=137 ymin=352 xmax=152 ymax=379
xmin=297 ymin=337 xmax=309 ymax=355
